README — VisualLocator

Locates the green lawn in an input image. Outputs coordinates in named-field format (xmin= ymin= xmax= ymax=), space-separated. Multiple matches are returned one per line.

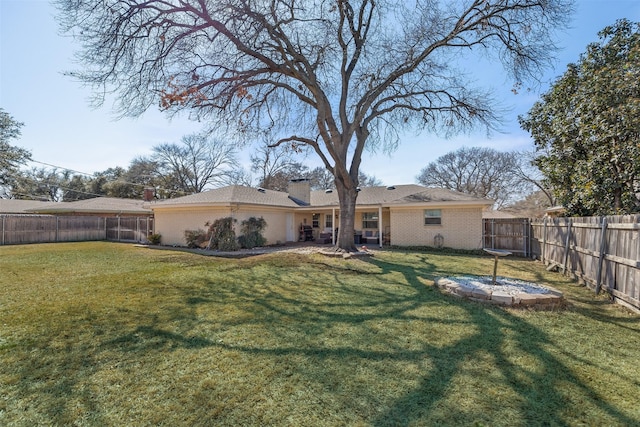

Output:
xmin=1 ymin=242 xmax=638 ymax=426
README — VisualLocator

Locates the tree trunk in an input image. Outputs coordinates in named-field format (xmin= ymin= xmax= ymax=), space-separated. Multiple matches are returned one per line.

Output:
xmin=335 ymin=183 xmax=358 ymax=251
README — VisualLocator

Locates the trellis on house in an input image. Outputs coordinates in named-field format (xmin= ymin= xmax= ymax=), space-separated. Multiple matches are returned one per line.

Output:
xmin=531 ymin=215 xmax=640 ymax=312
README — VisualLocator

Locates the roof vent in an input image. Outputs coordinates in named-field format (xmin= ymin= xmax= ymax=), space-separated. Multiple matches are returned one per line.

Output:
xmin=386 ymin=185 xmax=396 ymax=190
xmin=325 ymin=189 xmax=333 ymax=193
xmin=257 ymin=187 xmax=266 ymax=193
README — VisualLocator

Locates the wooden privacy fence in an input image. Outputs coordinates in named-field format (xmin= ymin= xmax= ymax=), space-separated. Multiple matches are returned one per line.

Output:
xmin=0 ymin=215 xmax=153 ymax=245
xmin=531 ymin=215 xmax=640 ymax=312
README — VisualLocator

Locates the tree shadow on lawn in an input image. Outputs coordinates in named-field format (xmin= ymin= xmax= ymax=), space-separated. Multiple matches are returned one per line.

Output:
xmin=95 ymin=255 xmax=637 ymax=426
xmin=366 ymin=257 xmax=637 ymax=426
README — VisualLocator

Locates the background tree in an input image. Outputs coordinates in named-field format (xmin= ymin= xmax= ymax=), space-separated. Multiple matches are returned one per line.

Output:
xmin=63 ymin=175 xmax=95 ymax=201
xmin=0 ymin=108 xmax=31 ymax=194
xmin=416 ymin=147 xmax=533 ymax=208
xmin=57 ymin=0 xmax=572 ymax=249
xmin=151 ymin=132 xmax=238 ymax=194
xmin=308 ymin=167 xmax=336 ymax=191
xmin=520 ymin=19 xmax=640 ymax=216
xmin=251 ymin=145 xmax=309 ymax=191
xmin=11 ymin=167 xmax=69 ymax=201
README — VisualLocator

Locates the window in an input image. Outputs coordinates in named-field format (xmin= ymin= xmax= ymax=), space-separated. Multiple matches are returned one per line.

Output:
xmin=312 ymin=213 xmax=320 ymax=228
xmin=362 ymin=212 xmax=379 ymax=229
xmin=424 ymin=209 xmax=442 ymax=225
xmin=325 ymin=214 xmax=333 ymax=230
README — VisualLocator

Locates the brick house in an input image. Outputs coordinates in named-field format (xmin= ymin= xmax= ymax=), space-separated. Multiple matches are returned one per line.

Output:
xmin=148 ymin=181 xmax=492 ymax=249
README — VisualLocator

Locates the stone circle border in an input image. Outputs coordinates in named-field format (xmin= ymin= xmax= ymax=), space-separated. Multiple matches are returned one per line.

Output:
xmin=435 ymin=276 xmax=565 ymax=309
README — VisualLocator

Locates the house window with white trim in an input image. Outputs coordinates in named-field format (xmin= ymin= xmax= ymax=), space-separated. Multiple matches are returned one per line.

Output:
xmin=424 ymin=209 xmax=442 ymax=225
xmin=362 ymin=212 xmax=379 ymax=229
xmin=325 ymin=214 xmax=333 ymax=230
xmin=312 ymin=213 xmax=320 ymax=228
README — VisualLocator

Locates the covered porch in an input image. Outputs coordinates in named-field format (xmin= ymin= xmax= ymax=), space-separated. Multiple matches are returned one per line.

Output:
xmin=294 ymin=205 xmax=390 ymax=247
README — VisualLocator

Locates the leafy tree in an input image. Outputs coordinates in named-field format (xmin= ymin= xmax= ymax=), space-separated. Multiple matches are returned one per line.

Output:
xmin=151 ymin=132 xmax=238 ymax=194
xmin=57 ymin=0 xmax=572 ymax=249
xmin=0 ymin=109 xmax=30 ymax=192
xmin=416 ymin=147 xmax=532 ymax=208
xmin=11 ymin=167 xmax=69 ymax=201
xmin=520 ymin=19 xmax=640 ymax=215
xmin=63 ymin=175 xmax=95 ymax=201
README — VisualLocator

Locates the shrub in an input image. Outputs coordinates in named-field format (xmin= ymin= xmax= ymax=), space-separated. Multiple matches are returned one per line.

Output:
xmin=148 ymin=233 xmax=162 ymax=245
xmin=238 ymin=217 xmax=267 ymax=249
xmin=206 ymin=217 xmax=239 ymax=251
xmin=184 ymin=229 xmax=207 ymax=248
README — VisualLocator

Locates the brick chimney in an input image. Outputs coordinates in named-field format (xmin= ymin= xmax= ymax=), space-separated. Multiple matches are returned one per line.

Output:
xmin=288 ymin=179 xmax=310 ymax=205
xmin=143 ymin=187 xmax=155 ymax=202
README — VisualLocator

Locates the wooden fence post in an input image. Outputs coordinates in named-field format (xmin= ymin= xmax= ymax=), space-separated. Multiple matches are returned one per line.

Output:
xmin=595 ymin=217 xmax=608 ymax=294
xmin=542 ymin=217 xmax=548 ymax=264
xmin=562 ymin=219 xmax=572 ymax=274
xmin=1 ymin=215 xmax=4 ymax=245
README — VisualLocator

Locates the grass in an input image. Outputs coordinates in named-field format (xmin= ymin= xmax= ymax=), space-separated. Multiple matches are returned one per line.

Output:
xmin=1 ymin=242 xmax=639 ymax=426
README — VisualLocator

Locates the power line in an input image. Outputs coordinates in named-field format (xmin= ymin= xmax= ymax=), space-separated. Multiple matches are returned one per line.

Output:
xmin=21 ymin=159 xmax=186 ymax=197
xmin=28 ymin=160 xmax=95 ymax=178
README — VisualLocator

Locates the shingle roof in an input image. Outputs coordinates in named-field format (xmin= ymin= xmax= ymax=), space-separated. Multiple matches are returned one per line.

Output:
xmin=149 ymin=184 xmax=492 ymax=210
xmin=0 ymin=199 xmax=53 ymax=214
xmin=149 ymin=185 xmax=302 ymax=209
xmin=482 ymin=210 xmax=518 ymax=219
xmin=27 ymin=197 xmax=151 ymax=214
xmin=311 ymin=184 xmax=490 ymax=207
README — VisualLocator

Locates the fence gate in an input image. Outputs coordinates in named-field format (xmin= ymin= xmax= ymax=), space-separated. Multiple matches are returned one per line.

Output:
xmin=106 ymin=217 xmax=154 ymax=242
xmin=482 ymin=218 xmax=531 ymax=257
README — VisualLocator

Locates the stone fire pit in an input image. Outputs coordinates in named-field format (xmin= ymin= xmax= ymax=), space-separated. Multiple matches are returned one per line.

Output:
xmin=435 ymin=275 xmax=564 ymax=309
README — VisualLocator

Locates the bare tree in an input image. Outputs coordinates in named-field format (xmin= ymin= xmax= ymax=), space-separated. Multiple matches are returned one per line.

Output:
xmin=152 ymin=132 xmax=238 ymax=193
xmin=417 ymin=147 xmax=532 ymax=209
xmin=251 ymin=145 xmax=309 ymax=191
xmin=308 ymin=167 xmax=336 ymax=191
xmin=57 ymin=0 xmax=572 ymax=250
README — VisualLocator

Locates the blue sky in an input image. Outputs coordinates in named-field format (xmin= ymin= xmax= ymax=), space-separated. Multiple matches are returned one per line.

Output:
xmin=1 ymin=0 xmax=639 ymax=186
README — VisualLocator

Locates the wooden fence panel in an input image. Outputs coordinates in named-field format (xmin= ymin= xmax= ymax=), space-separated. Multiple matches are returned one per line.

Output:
xmin=56 ymin=217 xmax=106 ymax=242
xmin=1 ymin=215 xmax=56 ymax=244
xmin=531 ymin=215 xmax=640 ymax=312
xmin=1 ymin=214 xmax=152 ymax=245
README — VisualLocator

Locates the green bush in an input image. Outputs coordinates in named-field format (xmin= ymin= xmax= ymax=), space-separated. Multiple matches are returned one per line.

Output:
xmin=238 ymin=217 xmax=267 ymax=249
xmin=148 ymin=233 xmax=162 ymax=245
xmin=206 ymin=217 xmax=239 ymax=251
xmin=184 ymin=229 xmax=207 ymax=248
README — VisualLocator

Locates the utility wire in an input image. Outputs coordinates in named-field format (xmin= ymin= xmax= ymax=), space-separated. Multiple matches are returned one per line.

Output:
xmin=23 ymin=158 xmax=185 ymax=196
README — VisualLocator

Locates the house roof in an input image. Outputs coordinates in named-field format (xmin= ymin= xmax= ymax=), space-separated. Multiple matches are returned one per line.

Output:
xmin=0 ymin=199 xmax=53 ymax=214
xmin=27 ymin=197 xmax=152 ymax=215
xmin=148 ymin=186 xmax=302 ymax=209
xmin=482 ymin=210 xmax=518 ymax=219
xmin=311 ymin=184 xmax=491 ymax=207
xmin=149 ymin=184 xmax=492 ymax=210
